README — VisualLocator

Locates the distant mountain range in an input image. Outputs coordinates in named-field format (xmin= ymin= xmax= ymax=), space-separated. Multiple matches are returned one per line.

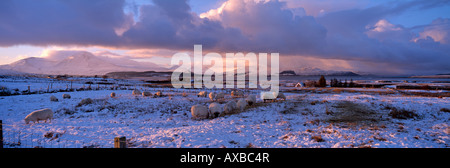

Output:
xmin=0 ymin=52 xmax=372 ymax=77
xmin=0 ymin=51 xmax=167 ymax=76
xmin=281 ymin=67 xmax=362 ymax=76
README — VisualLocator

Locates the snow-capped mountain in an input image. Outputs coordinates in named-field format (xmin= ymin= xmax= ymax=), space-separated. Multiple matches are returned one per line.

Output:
xmin=0 ymin=51 xmax=167 ymax=75
xmin=292 ymin=67 xmax=361 ymax=76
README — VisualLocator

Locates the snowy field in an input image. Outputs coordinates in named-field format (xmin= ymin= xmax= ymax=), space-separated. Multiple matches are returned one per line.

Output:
xmin=1 ymin=80 xmax=449 ymax=148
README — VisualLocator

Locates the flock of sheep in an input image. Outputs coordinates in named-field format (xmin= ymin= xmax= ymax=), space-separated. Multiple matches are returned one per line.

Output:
xmin=191 ymin=90 xmax=286 ymax=120
xmin=23 ymin=89 xmax=287 ymax=124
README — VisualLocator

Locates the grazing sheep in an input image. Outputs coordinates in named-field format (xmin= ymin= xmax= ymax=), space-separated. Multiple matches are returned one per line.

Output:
xmin=236 ymin=98 xmax=247 ymax=111
xmin=246 ymin=95 xmax=256 ymax=106
xmin=198 ymin=91 xmax=208 ymax=97
xmin=110 ymin=92 xmax=116 ymax=98
xmin=261 ymin=92 xmax=276 ymax=103
xmin=209 ymin=103 xmax=224 ymax=118
xmin=224 ymin=100 xmax=238 ymax=115
xmin=142 ymin=91 xmax=152 ymax=97
xmin=24 ymin=108 xmax=53 ymax=124
xmin=276 ymin=92 xmax=286 ymax=101
xmin=155 ymin=91 xmax=163 ymax=97
xmin=132 ymin=89 xmax=142 ymax=96
xmin=231 ymin=90 xmax=244 ymax=97
xmin=62 ymin=94 xmax=71 ymax=99
xmin=215 ymin=92 xmax=225 ymax=101
xmin=77 ymin=98 xmax=93 ymax=107
xmin=209 ymin=92 xmax=216 ymax=101
xmin=50 ymin=95 xmax=58 ymax=102
xmin=191 ymin=104 xmax=209 ymax=119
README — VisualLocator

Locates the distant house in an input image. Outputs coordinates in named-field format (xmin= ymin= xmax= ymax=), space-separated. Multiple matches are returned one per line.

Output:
xmin=295 ymin=82 xmax=305 ymax=87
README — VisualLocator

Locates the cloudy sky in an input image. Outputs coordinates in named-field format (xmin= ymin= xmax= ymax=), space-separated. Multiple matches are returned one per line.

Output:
xmin=0 ymin=0 xmax=449 ymax=75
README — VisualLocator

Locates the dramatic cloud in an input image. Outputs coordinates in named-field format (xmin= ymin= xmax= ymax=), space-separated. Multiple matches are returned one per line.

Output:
xmin=201 ymin=0 xmax=327 ymax=54
xmin=0 ymin=0 xmax=449 ymax=74
xmin=417 ymin=18 xmax=450 ymax=44
xmin=0 ymin=0 xmax=131 ymax=46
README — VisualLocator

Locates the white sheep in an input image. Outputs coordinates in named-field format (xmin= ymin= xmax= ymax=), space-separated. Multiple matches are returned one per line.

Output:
xmin=209 ymin=92 xmax=216 ymax=101
xmin=77 ymin=98 xmax=93 ymax=107
xmin=236 ymin=98 xmax=247 ymax=111
xmin=110 ymin=92 xmax=116 ymax=98
xmin=198 ymin=91 xmax=208 ymax=97
xmin=62 ymin=94 xmax=71 ymax=99
xmin=191 ymin=104 xmax=209 ymax=119
xmin=260 ymin=92 xmax=276 ymax=103
xmin=223 ymin=100 xmax=237 ymax=115
xmin=208 ymin=102 xmax=224 ymax=118
xmin=231 ymin=90 xmax=244 ymax=97
xmin=246 ymin=95 xmax=257 ymax=106
xmin=132 ymin=89 xmax=142 ymax=96
xmin=155 ymin=91 xmax=163 ymax=97
xmin=24 ymin=108 xmax=53 ymax=124
xmin=215 ymin=92 xmax=225 ymax=101
xmin=50 ymin=95 xmax=58 ymax=102
xmin=142 ymin=91 xmax=152 ymax=97
xmin=276 ymin=92 xmax=286 ymax=101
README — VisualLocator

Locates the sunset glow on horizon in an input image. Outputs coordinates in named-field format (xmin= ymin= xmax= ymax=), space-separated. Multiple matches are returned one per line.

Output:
xmin=1 ymin=0 xmax=449 ymax=75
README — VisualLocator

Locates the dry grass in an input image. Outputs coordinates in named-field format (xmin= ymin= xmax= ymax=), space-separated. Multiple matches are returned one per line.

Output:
xmin=311 ymin=135 xmax=325 ymax=142
xmin=440 ymin=108 xmax=450 ymax=113
xmin=280 ymin=102 xmax=299 ymax=114
xmin=388 ymin=107 xmax=418 ymax=119
xmin=327 ymin=101 xmax=379 ymax=123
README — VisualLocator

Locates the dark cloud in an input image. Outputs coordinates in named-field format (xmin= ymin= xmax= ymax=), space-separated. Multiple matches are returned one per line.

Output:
xmin=0 ymin=0 xmax=449 ymax=74
xmin=0 ymin=0 xmax=130 ymax=46
xmin=213 ymin=0 xmax=327 ymax=54
xmin=316 ymin=6 xmax=450 ymax=74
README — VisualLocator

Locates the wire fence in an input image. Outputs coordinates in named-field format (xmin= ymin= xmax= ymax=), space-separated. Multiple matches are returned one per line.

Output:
xmin=1 ymin=87 xmax=265 ymax=148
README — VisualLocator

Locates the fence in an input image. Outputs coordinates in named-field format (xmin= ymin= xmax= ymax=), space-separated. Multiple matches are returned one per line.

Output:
xmin=1 ymin=120 xmax=127 ymax=148
xmin=1 ymin=87 xmax=263 ymax=148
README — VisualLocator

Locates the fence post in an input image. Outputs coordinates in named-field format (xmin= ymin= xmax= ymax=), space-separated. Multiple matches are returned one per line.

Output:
xmin=114 ymin=136 xmax=126 ymax=148
xmin=1 ymin=120 xmax=3 ymax=149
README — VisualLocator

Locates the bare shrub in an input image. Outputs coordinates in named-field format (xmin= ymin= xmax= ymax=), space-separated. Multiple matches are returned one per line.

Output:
xmin=311 ymin=135 xmax=325 ymax=142
xmin=389 ymin=107 xmax=418 ymax=119
xmin=440 ymin=108 xmax=450 ymax=113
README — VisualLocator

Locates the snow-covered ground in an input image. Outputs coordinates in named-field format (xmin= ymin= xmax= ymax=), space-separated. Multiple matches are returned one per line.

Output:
xmin=0 ymin=76 xmax=143 ymax=93
xmin=1 ymin=85 xmax=448 ymax=148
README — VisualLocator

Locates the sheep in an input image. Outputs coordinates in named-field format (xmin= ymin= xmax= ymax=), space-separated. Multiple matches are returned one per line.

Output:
xmin=191 ymin=104 xmax=209 ymax=119
xmin=142 ymin=91 xmax=152 ymax=97
xmin=223 ymin=100 xmax=238 ymax=115
xmin=260 ymin=92 xmax=286 ymax=102
xmin=197 ymin=91 xmax=208 ymax=97
xmin=24 ymin=108 xmax=53 ymax=124
xmin=77 ymin=98 xmax=93 ymax=107
xmin=132 ymin=89 xmax=142 ymax=96
xmin=215 ymin=92 xmax=225 ymax=101
xmin=209 ymin=92 xmax=216 ymax=101
xmin=62 ymin=94 xmax=71 ymax=99
xmin=110 ymin=92 xmax=116 ymax=98
xmin=208 ymin=102 xmax=224 ymax=118
xmin=155 ymin=91 xmax=163 ymax=97
xmin=236 ymin=98 xmax=247 ymax=111
xmin=261 ymin=92 xmax=276 ymax=103
xmin=231 ymin=90 xmax=244 ymax=97
xmin=276 ymin=92 xmax=286 ymax=101
xmin=50 ymin=95 xmax=58 ymax=102
xmin=246 ymin=95 xmax=257 ymax=106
